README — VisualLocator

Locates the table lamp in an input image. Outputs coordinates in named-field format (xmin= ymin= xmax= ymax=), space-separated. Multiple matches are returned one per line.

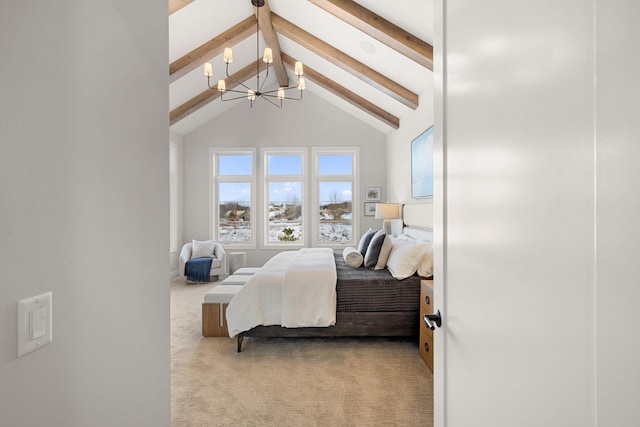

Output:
xmin=375 ymin=203 xmax=400 ymax=235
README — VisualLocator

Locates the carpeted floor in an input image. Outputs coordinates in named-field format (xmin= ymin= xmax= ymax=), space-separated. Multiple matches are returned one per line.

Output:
xmin=171 ymin=277 xmax=433 ymax=427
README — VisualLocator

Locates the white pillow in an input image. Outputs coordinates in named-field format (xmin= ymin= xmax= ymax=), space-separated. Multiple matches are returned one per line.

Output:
xmin=343 ymin=246 xmax=363 ymax=268
xmin=374 ymin=235 xmax=393 ymax=270
xmin=394 ymin=234 xmax=413 ymax=241
xmin=391 ymin=234 xmax=428 ymax=245
xmin=192 ymin=240 xmax=215 ymax=259
xmin=386 ymin=240 xmax=429 ymax=280
xmin=417 ymin=244 xmax=434 ymax=277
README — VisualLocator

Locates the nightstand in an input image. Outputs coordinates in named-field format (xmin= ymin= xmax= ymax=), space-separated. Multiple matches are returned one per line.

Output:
xmin=419 ymin=279 xmax=434 ymax=372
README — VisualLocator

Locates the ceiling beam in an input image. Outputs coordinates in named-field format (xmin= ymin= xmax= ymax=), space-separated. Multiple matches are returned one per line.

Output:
xmin=170 ymin=60 xmax=265 ymax=125
xmin=281 ymin=53 xmax=399 ymax=129
xmin=308 ymin=0 xmax=433 ymax=70
xmin=271 ymin=13 xmax=418 ymax=110
xmin=169 ymin=16 xmax=257 ymax=83
xmin=169 ymin=0 xmax=194 ymax=15
xmin=254 ymin=0 xmax=289 ymax=87
xmin=171 ymin=53 xmax=399 ymax=129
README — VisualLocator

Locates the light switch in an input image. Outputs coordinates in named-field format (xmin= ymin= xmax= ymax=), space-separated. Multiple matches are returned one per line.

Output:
xmin=30 ymin=306 xmax=47 ymax=340
xmin=17 ymin=292 xmax=52 ymax=357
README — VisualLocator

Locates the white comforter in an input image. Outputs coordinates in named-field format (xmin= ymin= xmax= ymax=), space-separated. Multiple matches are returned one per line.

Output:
xmin=225 ymin=248 xmax=337 ymax=338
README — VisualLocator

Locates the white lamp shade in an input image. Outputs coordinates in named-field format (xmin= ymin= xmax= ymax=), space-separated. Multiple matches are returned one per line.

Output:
xmin=223 ymin=47 xmax=233 ymax=63
xmin=263 ymin=47 xmax=273 ymax=63
xmin=375 ymin=203 xmax=400 ymax=219
xmin=203 ymin=62 xmax=213 ymax=77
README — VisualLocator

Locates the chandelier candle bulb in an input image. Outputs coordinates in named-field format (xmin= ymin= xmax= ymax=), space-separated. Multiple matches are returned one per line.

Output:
xmin=223 ymin=47 xmax=233 ymax=64
xmin=203 ymin=0 xmax=303 ymax=107
xmin=263 ymin=48 xmax=273 ymax=63
xmin=203 ymin=62 xmax=213 ymax=77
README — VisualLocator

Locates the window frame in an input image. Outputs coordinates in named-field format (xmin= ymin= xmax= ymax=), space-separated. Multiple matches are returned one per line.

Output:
xmin=210 ymin=148 xmax=257 ymax=249
xmin=311 ymin=147 xmax=359 ymax=248
xmin=262 ymin=148 xmax=307 ymax=248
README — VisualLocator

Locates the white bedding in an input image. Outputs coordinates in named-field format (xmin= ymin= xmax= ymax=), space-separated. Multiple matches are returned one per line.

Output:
xmin=225 ymin=248 xmax=337 ymax=337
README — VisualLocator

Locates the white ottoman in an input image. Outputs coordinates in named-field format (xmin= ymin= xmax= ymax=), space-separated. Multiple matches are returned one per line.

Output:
xmin=233 ymin=267 xmax=260 ymax=275
xmin=220 ymin=274 xmax=251 ymax=286
xmin=202 ymin=285 xmax=242 ymax=337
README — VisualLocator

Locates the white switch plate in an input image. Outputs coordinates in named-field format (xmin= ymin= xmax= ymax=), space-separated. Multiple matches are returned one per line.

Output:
xmin=30 ymin=306 xmax=47 ymax=340
xmin=17 ymin=292 xmax=52 ymax=357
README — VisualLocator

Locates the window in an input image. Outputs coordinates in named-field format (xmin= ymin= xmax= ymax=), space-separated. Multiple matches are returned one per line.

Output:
xmin=169 ymin=142 xmax=178 ymax=252
xmin=313 ymin=148 xmax=358 ymax=247
xmin=264 ymin=150 xmax=306 ymax=246
xmin=211 ymin=147 xmax=357 ymax=249
xmin=212 ymin=149 xmax=256 ymax=247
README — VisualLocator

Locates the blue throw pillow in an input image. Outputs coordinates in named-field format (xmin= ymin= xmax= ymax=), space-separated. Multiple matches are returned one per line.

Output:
xmin=364 ymin=230 xmax=386 ymax=268
xmin=357 ymin=229 xmax=376 ymax=256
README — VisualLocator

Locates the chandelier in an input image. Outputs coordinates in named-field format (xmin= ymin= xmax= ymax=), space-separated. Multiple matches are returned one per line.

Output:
xmin=203 ymin=0 xmax=305 ymax=108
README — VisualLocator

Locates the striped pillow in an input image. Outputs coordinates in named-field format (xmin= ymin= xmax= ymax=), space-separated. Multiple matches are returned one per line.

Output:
xmin=357 ymin=229 xmax=376 ymax=255
xmin=364 ymin=230 xmax=387 ymax=268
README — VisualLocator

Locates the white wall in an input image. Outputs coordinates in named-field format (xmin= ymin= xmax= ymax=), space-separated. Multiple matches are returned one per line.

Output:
xmin=595 ymin=1 xmax=640 ymax=424
xmin=387 ymin=78 xmax=434 ymax=233
xmin=0 ymin=2 xmax=170 ymax=426
xmin=182 ymin=92 xmax=386 ymax=267
xmin=170 ymin=130 xmax=185 ymax=276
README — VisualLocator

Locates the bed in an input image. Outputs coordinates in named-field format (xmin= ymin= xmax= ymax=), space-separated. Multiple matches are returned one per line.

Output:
xmin=228 ymin=203 xmax=433 ymax=351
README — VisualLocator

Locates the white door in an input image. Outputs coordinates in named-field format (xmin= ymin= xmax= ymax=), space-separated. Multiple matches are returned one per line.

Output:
xmin=432 ymin=1 xmax=640 ymax=426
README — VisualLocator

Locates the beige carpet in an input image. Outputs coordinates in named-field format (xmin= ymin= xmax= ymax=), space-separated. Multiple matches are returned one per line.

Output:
xmin=171 ymin=277 xmax=433 ymax=427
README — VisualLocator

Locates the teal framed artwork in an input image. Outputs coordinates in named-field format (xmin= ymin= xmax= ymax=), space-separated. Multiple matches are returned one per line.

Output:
xmin=411 ymin=127 xmax=434 ymax=198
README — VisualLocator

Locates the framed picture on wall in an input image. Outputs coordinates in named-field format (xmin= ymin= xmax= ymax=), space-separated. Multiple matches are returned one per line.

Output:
xmin=411 ymin=127 xmax=434 ymax=198
xmin=364 ymin=202 xmax=377 ymax=216
xmin=365 ymin=187 xmax=381 ymax=201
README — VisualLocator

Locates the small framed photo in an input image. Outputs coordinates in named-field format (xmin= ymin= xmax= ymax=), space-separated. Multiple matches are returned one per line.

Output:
xmin=365 ymin=187 xmax=381 ymax=201
xmin=364 ymin=202 xmax=377 ymax=216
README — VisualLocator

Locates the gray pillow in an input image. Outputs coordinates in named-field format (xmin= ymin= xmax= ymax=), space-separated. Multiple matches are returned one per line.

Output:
xmin=374 ymin=235 xmax=393 ymax=270
xmin=364 ymin=230 xmax=387 ymax=268
xmin=357 ymin=229 xmax=376 ymax=255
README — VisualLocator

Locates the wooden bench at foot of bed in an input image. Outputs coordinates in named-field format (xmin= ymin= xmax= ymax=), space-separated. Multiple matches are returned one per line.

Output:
xmin=202 ymin=285 xmax=243 ymax=337
xmin=236 ymin=311 xmax=419 ymax=351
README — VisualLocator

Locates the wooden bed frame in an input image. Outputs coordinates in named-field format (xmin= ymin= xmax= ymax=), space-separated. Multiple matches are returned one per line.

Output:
xmin=234 ymin=203 xmax=433 ymax=352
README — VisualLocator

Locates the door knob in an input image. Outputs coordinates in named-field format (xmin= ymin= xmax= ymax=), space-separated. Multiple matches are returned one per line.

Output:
xmin=423 ymin=310 xmax=442 ymax=330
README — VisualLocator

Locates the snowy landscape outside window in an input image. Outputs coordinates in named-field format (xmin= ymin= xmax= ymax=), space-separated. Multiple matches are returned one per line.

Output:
xmin=214 ymin=151 xmax=255 ymax=245
xmin=315 ymin=150 xmax=357 ymax=245
xmin=265 ymin=152 xmax=305 ymax=245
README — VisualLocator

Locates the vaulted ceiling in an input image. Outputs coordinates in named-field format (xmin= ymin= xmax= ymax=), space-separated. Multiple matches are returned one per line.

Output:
xmin=169 ymin=0 xmax=434 ymax=135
